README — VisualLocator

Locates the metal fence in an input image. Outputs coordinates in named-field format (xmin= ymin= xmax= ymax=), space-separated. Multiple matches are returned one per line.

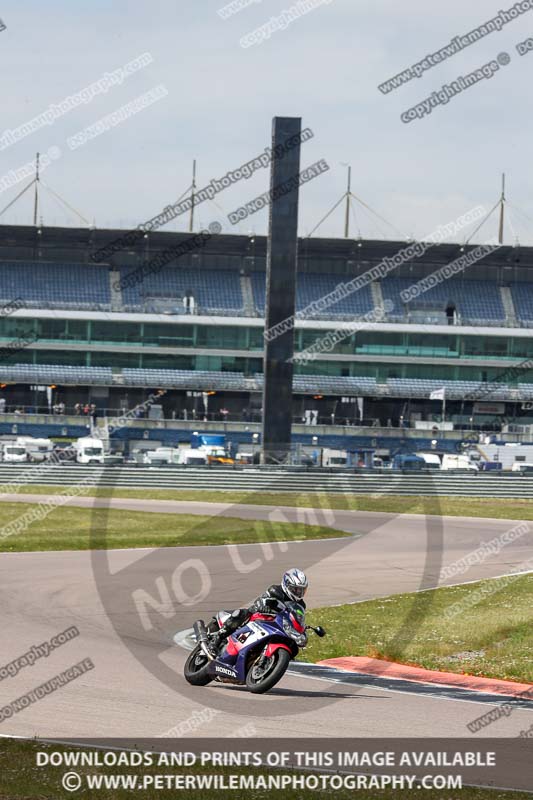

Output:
xmin=0 ymin=463 xmax=532 ymax=498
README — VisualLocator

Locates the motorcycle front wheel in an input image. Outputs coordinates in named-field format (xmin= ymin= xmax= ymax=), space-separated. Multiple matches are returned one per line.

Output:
xmin=183 ymin=644 xmax=213 ymax=686
xmin=245 ymin=648 xmax=291 ymax=694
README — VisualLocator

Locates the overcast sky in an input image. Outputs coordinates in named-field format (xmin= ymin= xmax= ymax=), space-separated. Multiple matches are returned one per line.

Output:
xmin=0 ymin=0 xmax=532 ymax=245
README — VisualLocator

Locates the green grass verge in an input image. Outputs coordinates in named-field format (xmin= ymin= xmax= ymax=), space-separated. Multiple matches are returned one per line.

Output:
xmin=0 ymin=504 xmax=348 ymax=552
xmin=0 ymin=739 xmax=529 ymax=800
xmin=304 ymin=575 xmax=533 ymax=684
xmin=5 ymin=486 xmax=533 ymax=521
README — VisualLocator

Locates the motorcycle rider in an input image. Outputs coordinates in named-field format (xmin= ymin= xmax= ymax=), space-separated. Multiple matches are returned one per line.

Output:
xmin=209 ymin=567 xmax=308 ymax=652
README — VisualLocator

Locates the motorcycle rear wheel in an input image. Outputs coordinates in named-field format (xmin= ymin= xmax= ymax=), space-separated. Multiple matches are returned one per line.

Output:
xmin=184 ymin=644 xmax=213 ymax=686
xmin=246 ymin=648 xmax=291 ymax=694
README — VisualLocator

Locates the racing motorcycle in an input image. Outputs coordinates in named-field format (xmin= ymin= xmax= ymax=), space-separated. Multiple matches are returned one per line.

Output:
xmin=184 ymin=601 xmax=326 ymax=694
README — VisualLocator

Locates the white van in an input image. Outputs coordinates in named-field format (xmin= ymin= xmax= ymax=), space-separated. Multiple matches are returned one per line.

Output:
xmin=415 ymin=452 xmax=442 ymax=470
xmin=511 ymin=462 xmax=533 ymax=473
xmin=2 ymin=441 xmax=28 ymax=463
xmin=74 ymin=437 xmax=104 ymax=464
xmin=145 ymin=447 xmax=178 ymax=465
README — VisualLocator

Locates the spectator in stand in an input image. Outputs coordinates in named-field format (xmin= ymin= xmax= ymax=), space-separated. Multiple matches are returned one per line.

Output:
xmin=83 ymin=403 xmax=90 ymax=415
xmin=58 ymin=401 xmax=65 ymax=414
xmin=220 ymin=407 xmax=229 ymax=421
xmin=0 ymin=397 xmax=6 ymax=413
xmin=14 ymin=408 xmax=22 ymax=416
xmin=74 ymin=403 xmax=81 ymax=415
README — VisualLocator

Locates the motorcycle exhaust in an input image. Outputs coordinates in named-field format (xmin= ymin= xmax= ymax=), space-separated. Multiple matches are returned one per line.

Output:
xmin=193 ymin=620 xmax=214 ymax=661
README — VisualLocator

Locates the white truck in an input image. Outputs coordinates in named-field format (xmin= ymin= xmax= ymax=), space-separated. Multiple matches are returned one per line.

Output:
xmin=177 ymin=448 xmax=208 ymax=466
xmin=441 ymin=454 xmax=478 ymax=472
xmin=74 ymin=436 xmax=105 ymax=464
xmin=322 ymin=448 xmax=347 ymax=467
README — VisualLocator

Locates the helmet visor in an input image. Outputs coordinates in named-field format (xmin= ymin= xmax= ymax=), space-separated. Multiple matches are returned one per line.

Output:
xmin=290 ymin=583 xmax=307 ymax=600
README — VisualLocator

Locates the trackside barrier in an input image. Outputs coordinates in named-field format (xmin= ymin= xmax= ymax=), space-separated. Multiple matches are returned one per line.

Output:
xmin=0 ymin=465 xmax=532 ymax=497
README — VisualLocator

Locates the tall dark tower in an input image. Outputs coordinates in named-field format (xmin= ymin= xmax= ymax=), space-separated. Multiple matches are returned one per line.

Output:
xmin=261 ymin=116 xmax=302 ymax=463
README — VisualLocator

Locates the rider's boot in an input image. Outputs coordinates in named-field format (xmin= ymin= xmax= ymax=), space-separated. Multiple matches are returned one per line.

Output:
xmin=211 ymin=609 xmax=248 ymax=652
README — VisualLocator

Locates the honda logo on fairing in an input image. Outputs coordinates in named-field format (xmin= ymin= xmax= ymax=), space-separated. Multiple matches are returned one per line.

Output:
xmin=215 ymin=665 xmax=236 ymax=677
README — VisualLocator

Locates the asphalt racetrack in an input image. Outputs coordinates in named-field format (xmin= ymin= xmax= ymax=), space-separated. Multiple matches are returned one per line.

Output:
xmin=0 ymin=495 xmax=532 ymax=742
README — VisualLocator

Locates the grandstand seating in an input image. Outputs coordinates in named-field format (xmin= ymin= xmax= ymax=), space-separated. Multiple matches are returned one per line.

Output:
xmin=0 ymin=364 xmax=112 ymax=384
xmin=251 ymin=273 xmax=374 ymax=317
xmin=0 ymin=262 xmax=110 ymax=310
xmin=121 ymin=369 xmax=248 ymax=390
xmin=381 ymin=278 xmax=506 ymax=323
xmin=2 ymin=364 xmax=533 ymax=402
xmin=1 ymin=260 xmax=532 ymax=327
xmin=120 ymin=268 xmax=244 ymax=314
xmin=510 ymin=283 xmax=533 ymax=323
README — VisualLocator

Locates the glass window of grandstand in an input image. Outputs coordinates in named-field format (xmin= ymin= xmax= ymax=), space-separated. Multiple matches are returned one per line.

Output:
xmin=35 ymin=350 xmax=90 ymax=366
xmin=2 ymin=346 xmax=32 ymax=364
xmin=356 ymin=332 xmax=407 ymax=356
xmin=298 ymin=329 xmax=355 ymax=354
xmin=31 ymin=318 xmax=89 ymax=342
xmin=462 ymin=336 xmax=508 ymax=358
xmin=195 ymin=326 xmax=248 ymax=350
xmin=0 ymin=316 xmax=36 ymax=340
xmin=248 ymin=327 xmax=264 ymax=350
xmin=293 ymin=361 xmax=374 ymax=377
xmin=405 ymin=333 xmax=458 ymax=357
xmin=141 ymin=354 xmax=194 ymax=369
xmin=90 ymin=321 xmax=140 ymax=344
xmin=143 ymin=323 xmax=194 ymax=347
xmin=90 ymin=352 xmax=141 ymax=368
xmin=509 ymin=338 xmax=533 ymax=359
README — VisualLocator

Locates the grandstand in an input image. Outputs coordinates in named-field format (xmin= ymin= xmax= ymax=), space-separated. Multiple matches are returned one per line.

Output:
xmin=0 ymin=223 xmax=532 ymax=450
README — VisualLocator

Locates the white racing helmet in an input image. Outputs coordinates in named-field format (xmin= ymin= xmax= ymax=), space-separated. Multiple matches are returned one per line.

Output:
xmin=282 ymin=568 xmax=308 ymax=602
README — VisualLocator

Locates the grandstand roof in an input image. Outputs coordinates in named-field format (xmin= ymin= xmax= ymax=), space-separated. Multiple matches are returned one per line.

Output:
xmin=0 ymin=223 xmax=532 ymax=274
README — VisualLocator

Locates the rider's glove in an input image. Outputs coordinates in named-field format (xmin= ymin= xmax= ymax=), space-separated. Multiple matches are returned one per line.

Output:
xmin=259 ymin=597 xmax=283 ymax=613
